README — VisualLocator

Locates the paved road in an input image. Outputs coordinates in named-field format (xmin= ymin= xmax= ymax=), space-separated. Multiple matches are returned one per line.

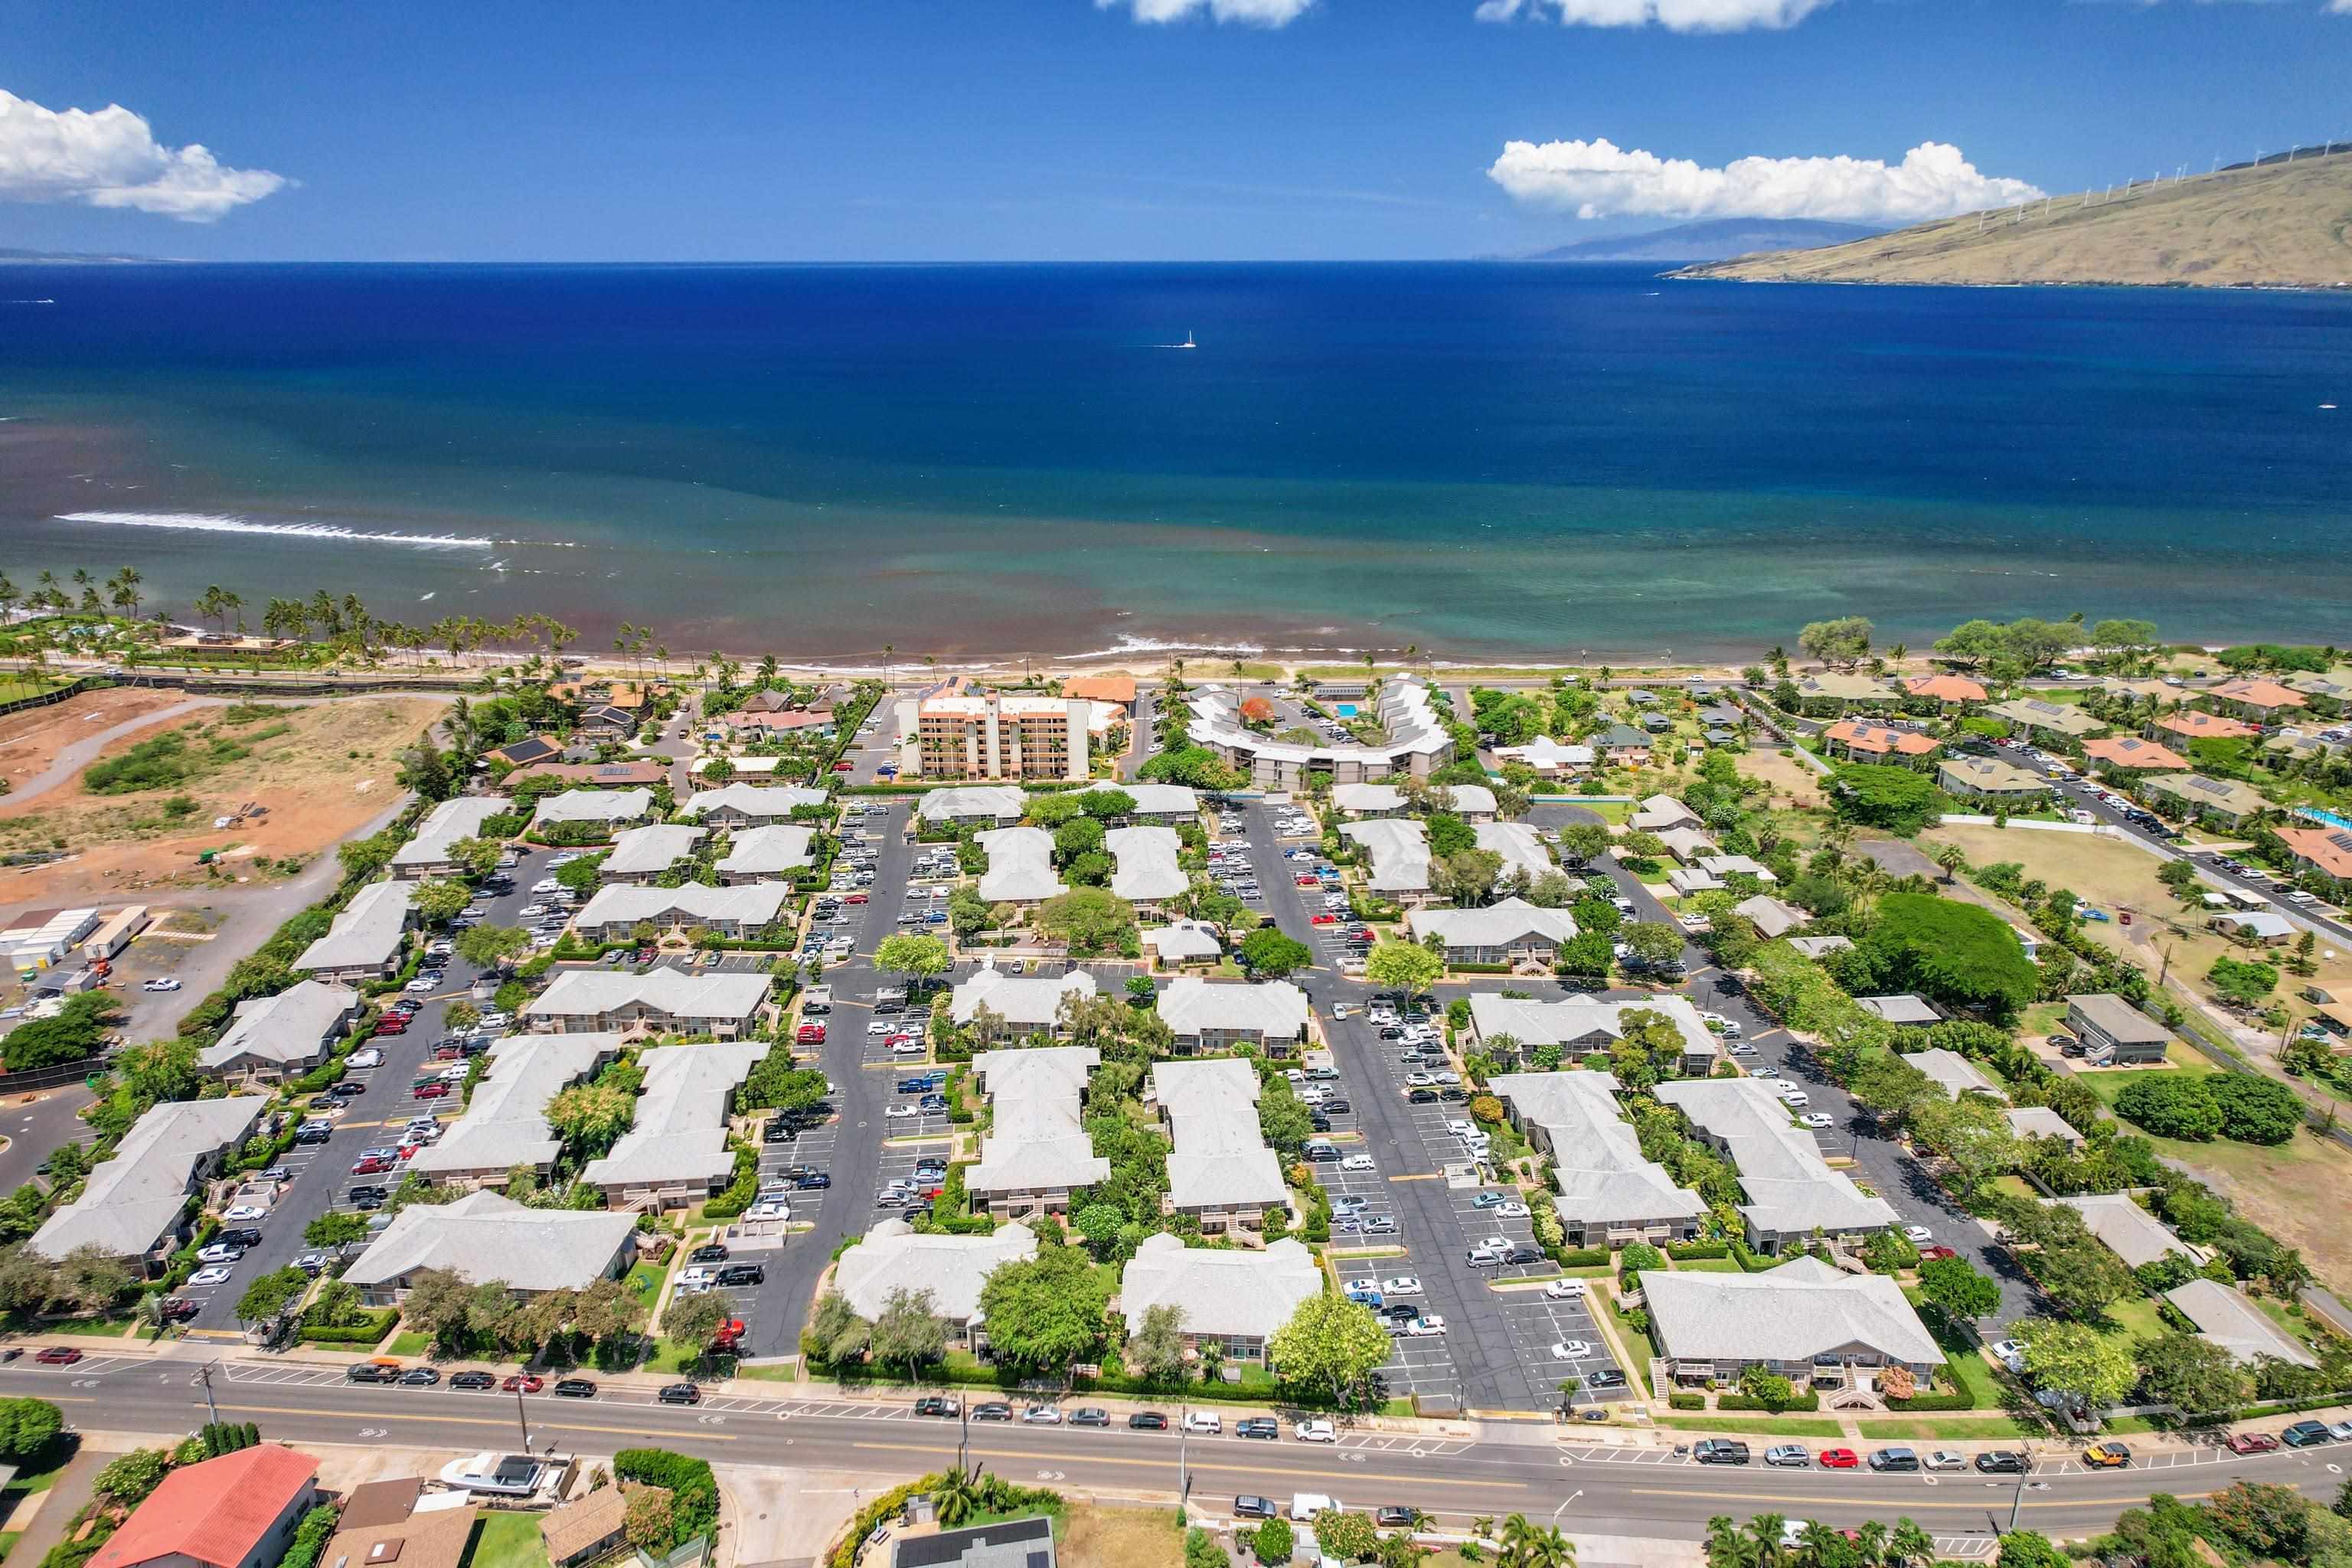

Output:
xmin=5 ymin=699 xmax=220 ymax=805
xmin=5 ymin=1354 xmax=2334 ymax=1544
xmin=0 ymin=1085 xmax=98 ymax=1196
xmin=175 ymin=844 xmax=560 ymax=1336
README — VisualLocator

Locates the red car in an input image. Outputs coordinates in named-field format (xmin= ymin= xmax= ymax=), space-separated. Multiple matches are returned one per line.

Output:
xmin=795 ymin=1024 xmax=827 ymax=1044
xmin=351 ymin=1157 xmax=394 ymax=1174
xmin=1818 ymin=1449 xmax=1860 ymax=1469
xmin=412 ymin=1083 xmax=450 ymax=1100
xmin=374 ymin=1017 xmax=409 ymax=1036
xmin=1296 ymin=875 xmax=1321 ymax=887
xmin=33 ymin=1346 xmax=83 ymax=1366
xmin=397 ymin=1145 xmax=421 ymax=1159
xmin=709 ymin=1318 xmax=748 ymax=1352
xmin=884 ymin=1033 xmax=920 ymax=1049
xmin=1310 ymin=913 xmax=1339 ymax=926
xmin=502 ymin=1374 xmax=544 ymax=1393
xmin=831 ymin=760 xmax=854 ymax=772
xmin=2226 ymin=1432 xmax=2282 ymax=1455
xmin=1917 ymin=1245 xmax=1958 ymax=1262
xmin=845 ymin=892 xmax=869 ymax=904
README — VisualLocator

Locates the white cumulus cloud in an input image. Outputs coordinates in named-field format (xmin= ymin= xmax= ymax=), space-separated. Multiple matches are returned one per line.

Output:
xmin=1475 ymin=0 xmax=1831 ymax=31
xmin=0 ymin=90 xmax=286 ymax=222
xmin=1096 ymin=0 xmax=1315 ymax=24
xmin=1487 ymin=137 xmax=2046 ymax=224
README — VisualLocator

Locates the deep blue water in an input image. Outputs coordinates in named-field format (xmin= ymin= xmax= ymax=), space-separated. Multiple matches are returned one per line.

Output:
xmin=0 ymin=262 xmax=2345 ymax=663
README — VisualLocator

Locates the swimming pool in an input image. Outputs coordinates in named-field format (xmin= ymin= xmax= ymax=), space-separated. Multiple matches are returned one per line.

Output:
xmin=1334 ymin=704 xmax=1358 ymax=717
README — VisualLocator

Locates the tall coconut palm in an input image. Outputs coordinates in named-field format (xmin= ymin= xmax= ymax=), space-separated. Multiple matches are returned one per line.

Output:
xmin=1886 ymin=1520 xmax=1933 ymax=1567
xmin=1704 ymin=1516 xmax=1753 ymax=1568
xmin=1852 ymin=1519 xmax=1889 ymax=1568
xmin=1798 ymin=1521 xmax=1842 ymax=1566
xmin=1745 ymin=1514 xmax=1789 ymax=1568
xmin=929 ymin=1466 xmax=978 ymax=1527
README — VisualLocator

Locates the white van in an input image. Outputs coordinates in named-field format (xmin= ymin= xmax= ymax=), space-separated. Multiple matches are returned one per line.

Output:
xmin=1290 ymin=1494 xmax=1340 ymax=1523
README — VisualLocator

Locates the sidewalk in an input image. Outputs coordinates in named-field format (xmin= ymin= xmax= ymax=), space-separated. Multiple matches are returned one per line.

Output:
xmin=4 ymin=1442 xmax=120 ymax=1568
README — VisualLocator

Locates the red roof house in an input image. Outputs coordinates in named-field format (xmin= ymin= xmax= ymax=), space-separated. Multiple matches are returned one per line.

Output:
xmin=90 ymin=1446 xmax=319 ymax=1568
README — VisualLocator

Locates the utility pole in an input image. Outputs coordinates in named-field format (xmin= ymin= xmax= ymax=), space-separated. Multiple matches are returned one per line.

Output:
xmin=195 ymin=1362 xmax=220 ymax=1427
xmin=957 ymin=1399 xmax=970 ymax=1475
xmin=515 ymin=1383 xmax=531 ymax=1450
xmin=2009 ymin=1480 xmax=2051 ymax=1530
xmin=1177 ymin=1400 xmax=1192 ymax=1502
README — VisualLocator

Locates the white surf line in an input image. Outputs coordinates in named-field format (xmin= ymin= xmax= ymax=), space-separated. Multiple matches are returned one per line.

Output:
xmin=55 ymin=511 xmax=496 ymax=549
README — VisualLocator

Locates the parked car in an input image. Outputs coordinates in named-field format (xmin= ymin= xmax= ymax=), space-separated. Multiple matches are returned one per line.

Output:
xmin=972 ymin=1402 xmax=1014 ymax=1423
xmin=451 ymin=1370 xmax=498 ymax=1390
xmin=1233 ymin=1496 xmax=1278 ymax=1521
xmin=1069 ymin=1407 xmax=1110 ymax=1427
xmin=2281 ymin=1421 xmax=2334 ymax=1449
xmin=553 ymin=1378 xmax=597 ymax=1399
xmin=1818 ymin=1448 xmax=1860 ymax=1469
xmin=1128 ymin=1412 xmax=1168 ymax=1430
xmin=33 ymin=1346 xmax=84 ymax=1367
xmin=1692 ymin=1439 xmax=1749 ymax=1465
xmin=345 ymin=1361 xmax=397 ymax=1383
xmin=913 ymin=1396 xmax=959 ymax=1417
xmin=1183 ymin=1411 xmax=1222 ymax=1434
xmin=1974 ymin=1450 xmax=2031 ymax=1473
xmin=1764 ymin=1445 xmax=1811 ymax=1468
xmin=2080 ymin=1443 xmax=2132 ymax=1469
xmin=1238 ymin=1417 xmax=1279 ymax=1440
xmin=658 ymin=1383 xmax=702 ymax=1405
xmin=400 ymin=1367 xmax=441 ymax=1387
xmin=504 ymin=1374 xmax=544 ymax=1393
xmin=2225 ymin=1432 xmax=2282 ymax=1455
xmin=1866 ymin=1448 xmax=1918 ymax=1472
xmin=1295 ymin=1419 xmax=1336 ymax=1443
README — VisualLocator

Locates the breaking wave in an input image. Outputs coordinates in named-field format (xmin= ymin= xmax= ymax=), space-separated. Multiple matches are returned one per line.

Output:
xmin=54 ymin=511 xmax=497 ymax=549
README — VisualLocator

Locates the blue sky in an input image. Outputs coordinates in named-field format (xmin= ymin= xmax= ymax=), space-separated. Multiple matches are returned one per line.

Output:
xmin=4 ymin=0 xmax=2346 ymax=260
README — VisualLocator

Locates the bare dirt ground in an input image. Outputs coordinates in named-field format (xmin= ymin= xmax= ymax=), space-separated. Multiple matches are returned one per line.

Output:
xmin=1734 ymin=745 xmax=1829 ymax=812
xmin=0 ymin=694 xmax=446 ymax=904
xmin=0 ymin=688 xmax=197 ymax=794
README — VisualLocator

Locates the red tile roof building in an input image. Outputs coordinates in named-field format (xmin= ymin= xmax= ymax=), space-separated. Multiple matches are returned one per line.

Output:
xmin=1903 ymin=673 xmax=1988 ymax=704
xmin=2153 ymin=710 xmax=2257 ymax=743
xmin=2082 ymin=736 xmax=2187 ymax=771
xmin=2206 ymin=679 xmax=2309 ymax=718
xmin=89 ymin=1446 xmax=318 ymax=1568
xmin=1823 ymin=720 xmax=1941 ymax=760
xmin=2278 ymin=828 xmax=2352 ymax=894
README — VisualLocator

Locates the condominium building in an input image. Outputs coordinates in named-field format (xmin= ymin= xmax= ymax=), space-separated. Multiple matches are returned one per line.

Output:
xmin=902 ymin=692 xmax=1089 ymax=781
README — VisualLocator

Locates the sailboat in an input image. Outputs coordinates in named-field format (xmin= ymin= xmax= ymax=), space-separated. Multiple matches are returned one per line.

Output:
xmin=1179 ymin=330 xmax=1196 ymax=349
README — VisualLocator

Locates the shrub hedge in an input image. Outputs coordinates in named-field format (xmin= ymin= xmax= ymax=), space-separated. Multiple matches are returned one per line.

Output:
xmin=613 ymin=1449 xmax=718 ymax=1547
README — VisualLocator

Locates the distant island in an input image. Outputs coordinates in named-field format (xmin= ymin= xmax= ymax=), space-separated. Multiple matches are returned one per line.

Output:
xmin=1515 ymin=218 xmax=1880 ymax=263
xmin=0 ymin=247 xmax=156 ymax=264
xmin=1674 ymin=147 xmax=2352 ymax=289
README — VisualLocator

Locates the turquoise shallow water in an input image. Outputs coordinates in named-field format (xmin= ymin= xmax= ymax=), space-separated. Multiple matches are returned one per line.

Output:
xmin=0 ymin=261 xmax=2346 ymax=663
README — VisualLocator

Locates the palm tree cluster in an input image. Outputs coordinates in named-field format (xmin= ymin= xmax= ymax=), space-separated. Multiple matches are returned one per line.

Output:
xmin=1705 ymin=1513 xmax=1935 ymax=1568
xmin=1486 ymin=1513 xmax=1576 ymax=1567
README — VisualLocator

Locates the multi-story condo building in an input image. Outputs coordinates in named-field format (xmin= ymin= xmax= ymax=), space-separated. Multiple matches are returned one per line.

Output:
xmin=900 ymin=691 xmax=1089 ymax=781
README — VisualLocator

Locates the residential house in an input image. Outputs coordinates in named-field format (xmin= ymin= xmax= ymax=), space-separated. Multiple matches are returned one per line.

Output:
xmin=1936 ymin=756 xmax=2049 ymax=802
xmin=893 ymin=1520 xmax=1057 ymax=1568
xmin=916 ymin=786 xmax=1028 ymax=828
xmin=342 ymin=1190 xmax=637 ymax=1306
xmin=2165 ymin=1279 xmax=2319 ymax=1370
xmin=572 ymin=704 xmax=639 ymax=740
xmin=1329 ymin=782 xmax=1406 ymax=818
xmin=2286 ymin=670 xmax=2352 ymax=715
xmin=503 ymin=760 xmax=666 ymax=792
xmin=714 ymin=825 xmax=817 ymax=883
xmin=1404 ymin=898 xmax=1578 ymax=968
xmin=390 ymin=796 xmax=510 ymax=879
xmin=1903 ymin=1046 xmax=1997 ymax=1098
xmin=533 ymin=787 xmax=655 ymax=833
xmin=1631 ymin=795 xmax=1700 ymax=832
xmin=30 ymin=1096 xmax=268 ymax=1272
xmin=1182 ymin=678 xmax=1451 ymax=791
xmin=2144 ymin=773 xmax=2265 ymax=828
xmin=1734 ymin=894 xmax=1808 ymax=939
xmin=572 ymin=882 xmax=787 ymax=943
xmin=1141 ymin=920 xmax=1223 ymax=969
xmin=1644 ymin=1256 xmax=1942 ymax=1391
xmin=1119 ymin=783 xmax=1200 ymax=822
xmin=2203 ymin=679 xmax=2309 ymax=724
xmin=599 ymin=823 xmax=706 ymax=884
xmin=406 ymin=1034 xmax=617 ymax=1187
xmin=966 ymin=1047 xmax=1109 ymax=1217
xmin=522 ymin=968 xmax=770 ymax=1038
xmin=1104 ymin=825 xmax=1186 ymax=910
xmin=1464 ymin=993 xmax=1719 ymax=1076
xmin=2153 ymin=709 xmax=2258 ymax=744
xmin=1341 ymin=818 xmax=1432 ymax=902
xmin=1793 ymin=674 xmax=1899 ymax=708
xmin=1786 ymin=935 xmax=1854 ymax=959
xmin=1655 ymin=1078 xmax=1898 ymax=1253
xmin=1441 ymin=784 xmax=1498 ymax=822
xmin=327 ymin=1480 xmax=479 ymax=1568
xmin=1651 ymin=827 xmax=1718 ymax=864
xmin=681 ymin=783 xmax=828 ymax=828
xmin=2064 ymin=994 xmax=2175 ymax=1063
xmin=1697 ymin=854 xmax=1777 ymax=885
xmin=2210 ymin=910 xmax=2295 ymax=946
xmin=2058 ymin=1194 xmax=2206 ymax=1271
xmin=949 ymin=962 xmax=1099 ymax=1040
xmin=1153 ymin=1057 xmax=1288 ymax=1234
xmin=1476 ymin=822 xmax=1553 ymax=886
xmin=2004 ymin=1106 xmax=2084 ymax=1146
xmin=1119 ymin=1233 xmax=1321 ymax=1364
xmin=582 ymin=1041 xmax=765 ymax=1206
xmin=485 ymin=736 xmax=562 ymax=771
xmin=1490 ymin=1070 xmax=1705 ymax=1247
xmin=539 ymin=1490 xmax=628 ymax=1568
xmin=292 ymin=879 xmax=416 ymax=982
xmin=87 ymin=1445 xmax=318 ymax=1568
xmin=832 ymin=1218 xmax=1038 ymax=1347
xmin=975 ymin=826 xmax=1067 ymax=906
xmin=2081 ymin=736 xmax=2188 ymax=774
xmin=199 ymin=979 xmax=362 ymax=1082
xmin=1596 ymin=724 xmax=1654 ymax=767
xmin=2278 ymin=827 xmax=2352 ymax=900
xmin=1062 ymin=673 xmax=1138 ymax=706
xmin=1857 ymin=995 xmax=1942 ymax=1027
xmin=1822 ymin=720 xmax=1940 ymax=766
xmin=1667 ymin=867 xmax=1725 ymax=897
xmin=724 ymin=707 xmax=837 ymax=740
xmin=1494 ymin=737 xmax=1594 ymax=776
xmin=1985 ymin=698 xmax=2105 ymax=742
xmin=1903 ymin=673 xmax=1988 ymax=707
xmin=1155 ymin=978 xmax=1309 ymax=1054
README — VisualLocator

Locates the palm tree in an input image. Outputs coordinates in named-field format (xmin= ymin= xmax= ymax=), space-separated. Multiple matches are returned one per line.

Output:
xmin=1798 ymin=1521 xmax=1842 ymax=1567
xmin=1497 ymin=1515 xmax=1572 ymax=1568
xmin=1745 ymin=1514 xmax=1789 ymax=1568
xmin=1932 ymin=844 xmax=1966 ymax=884
xmin=1887 ymin=642 xmax=1908 ymax=665
xmin=929 ymin=1466 xmax=978 ymax=1527
xmin=1705 ymin=1517 xmax=1753 ymax=1568
xmin=1886 ymin=1521 xmax=1933 ymax=1568
xmin=1851 ymin=1520 xmax=1889 ymax=1568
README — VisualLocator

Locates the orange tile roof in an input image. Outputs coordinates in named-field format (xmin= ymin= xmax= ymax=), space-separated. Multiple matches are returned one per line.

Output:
xmin=2157 ymin=710 xmax=2258 ymax=740
xmin=2210 ymin=679 xmax=2308 ymax=711
xmin=1904 ymin=673 xmax=1988 ymax=703
xmin=1825 ymin=719 xmax=1939 ymax=756
xmin=2082 ymin=736 xmax=2187 ymax=769
xmin=90 ymin=1446 xmax=317 ymax=1568
xmin=1063 ymin=674 xmax=1138 ymax=705
xmin=2281 ymin=828 xmax=2352 ymax=880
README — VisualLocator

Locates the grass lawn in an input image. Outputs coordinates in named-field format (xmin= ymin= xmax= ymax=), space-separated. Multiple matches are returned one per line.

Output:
xmin=734 ymin=1362 xmax=799 ymax=1382
xmin=625 ymin=1261 xmax=667 ymax=1303
xmin=1060 ymin=1504 xmax=1181 ymax=1568
xmin=1671 ymin=1258 xmax=1745 ymax=1273
xmin=468 ymin=1512 xmax=547 ymax=1568
xmin=2101 ymin=1295 xmax=2171 ymax=1345
xmin=5 ymin=1446 xmax=77 ymax=1497
xmin=1857 ymin=1416 xmax=2041 ymax=1439
xmin=1942 ymin=1349 xmax=2023 ymax=1417
xmin=38 ymin=1315 xmax=136 ymax=1338
xmin=1597 ymin=1296 xmax=1655 ymax=1396
xmin=1655 ymin=1415 xmax=1844 ymax=1438
xmin=2072 ymin=1062 xmax=2218 ymax=1109
xmin=0 ymin=1529 xmax=21 ymax=1562
xmin=0 ymin=676 xmax=65 ymax=706
xmin=386 ymin=1331 xmax=431 ymax=1357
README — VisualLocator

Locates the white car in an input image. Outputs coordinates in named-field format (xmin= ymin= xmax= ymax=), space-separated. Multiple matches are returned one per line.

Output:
xmin=867 ymin=1019 xmax=895 ymax=1035
xmin=1341 ymin=1154 xmax=1376 ymax=1172
xmin=1550 ymin=1341 xmax=1593 ymax=1361
xmin=885 ymin=1105 xmax=919 ymax=1119
xmin=1491 ymin=1201 xmax=1530 ymax=1219
xmin=196 ymin=1243 xmax=245 ymax=1264
xmin=1182 ymin=1411 xmax=1222 ymax=1434
xmin=1344 ymin=1277 xmax=1380 ymax=1295
xmin=1406 ymin=1072 xmax=1437 ymax=1087
xmin=1990 ymin=1338 xmax=2027 ymax=1364
xmin=348 ymin=1048 xmax=384 ymax=1069
xmin=1404 ymin=1316 xmax=1446 ymax=1337
xmin=1797 ymin=1112 xmax=1834 ymax=1129
xmin=890 ymin=1040 xmax=926 ymax=1056
xmin=1295 ymin=1419 xmax=1336 ymax=1443
xmin=403 ymin=976 xmax=439 ymax=994
xmin=222 ymin=1204 xmax=268 ymax=1222
xmin=1543 ymin=1278 xmax=1587 ymax=1300
xmin=141 ymin=978 xmax=183 ymax=992
xmin=188 ymin=1266 xmax=234 ymax=1287
xmin=676 ymin=1266 xmax=718 ymax=1291
xmin=1903 ymin=1225 xmax=1934 ymax=1244
xmin=1381 ymin=1276 xmax=1422 ymax=1295
xmin=746 ymin=1200 xmax=789 ymax=1222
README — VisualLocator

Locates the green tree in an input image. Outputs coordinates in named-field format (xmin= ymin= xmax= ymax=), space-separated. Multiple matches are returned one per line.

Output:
xmin=1916 ymin=1256 xmax=2001 ymax=1321
xmin=1266 ymin=1292 xmax=1393 ymax=1407
xmin=2137 ymin=1329 xmax=2252 ymax=1416
xmin=304 ymin=1211 xmax=371 ymax=1249
xmin=2156 ymin=858 xmax=2200 ymax=900
xmin=1034 ymin=887 xmax=1137 ymax=957
xmin=1798 ymin=616 xmax=1874 ymax=670
xmin=2115 ymin=1074 xmax=2223 ymax=1141
xmin=875 ymin=932 xmax=952 ymax=989
xmin=1129 ymin=1302 xmax=1188 ymax=1385
xmin=1365 ymin=941 xmax=1444 ymax=994
xmin=976 ymin=1244 xmax=1112 ymax=1370
xmin=1257 ymin=1078 xmax=1318 ymax=1158
xmin=113 ymin=1036 xmax=201 ymax=1105
xmin=2016 ymin=1318 xmax=2136 ymax=1406
xmin=1317 ymin=1514 xmax=1380 ymax=1562
xmin=1620 ymin=921 xmax=1684 ymax=970
xmin=455 ymin=923 xmax=531 ymax=969
xmin=1831 ymin=764 xmax=1943 ymax=835
xmin=1860 ymin=893 xmax=2040 ymax=1019
xmin=1907 ymin=1093 xmax=2021 ymax=1203
xmin=444 ymin=836 xmax=505 ymax=881
xmin=93 ymin=1448 xmax=172 ymax=1504
xmin=2211 ymin=1073 xmax=2304 ymax=1145
xmin=868 ymin=1286 xmax=950 ymax=1377
xmin=1994 ymin=1534 xmax=2069 ymax=1568
xmin=546 ymin=1079 xmax=639 ymax=1158
xmin=409 ymin=878 xmax=472 ymax=924
xmin=2032 ymin=1236 xmax=2138 ymax=1321
xmin=234 ymin=1266 xmax=309 ymax=1326
xmin=1238 ymin=928 xmax=1312 ymax=978
xmin=806 ymin=1291 xmax=871 ymax=1363
xmin=555 ymin=854 xmax=606 ymax=894
xmin=2207 ymin=955 xmax=2280 ymax=1008
xmin=0 ymin=1398 xmax=63 ymax=1462
xmin=660 ymin=1289 xmax=730 ymax=1357
xmin=1253 ymin=1517 xmax=1295 ymax=1566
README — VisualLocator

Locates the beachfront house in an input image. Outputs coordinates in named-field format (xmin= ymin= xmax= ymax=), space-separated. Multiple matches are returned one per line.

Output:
xmin=1986 ymin=697 xmax=2105 ymax=744
xmin=2203 ymin=679 xmax=2310 ymax=724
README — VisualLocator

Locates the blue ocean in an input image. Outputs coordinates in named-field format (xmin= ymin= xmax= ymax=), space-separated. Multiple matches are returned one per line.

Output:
xmin=0 ymin=262 xmax=2345 ymax=665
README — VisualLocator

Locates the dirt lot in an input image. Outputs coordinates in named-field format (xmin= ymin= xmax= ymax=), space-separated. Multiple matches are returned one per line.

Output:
xmin=1062 ymin=1504 xmax=1184 ymax=1568
xmin=0 ymin=688 xmax=198 ymax=795
xmin=1735 ymin=745 xmax=1830 ymax=812
xmin=0 ymin=694 xmax=446 ymax=903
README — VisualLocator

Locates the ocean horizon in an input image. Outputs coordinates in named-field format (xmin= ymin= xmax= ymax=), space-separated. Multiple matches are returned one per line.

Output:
xmin=1 ymin=260 xmax=2346 ymax=665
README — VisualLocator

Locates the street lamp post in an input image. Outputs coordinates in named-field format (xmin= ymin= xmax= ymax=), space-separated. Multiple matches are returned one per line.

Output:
xmin=1177 ymin=1400 xmax=1191 ymax=1503
xmin=515 ymin=1384 xmax=530 ymax=1450
xmin=2008 ymin=1480 xmax=2051 ymax=1530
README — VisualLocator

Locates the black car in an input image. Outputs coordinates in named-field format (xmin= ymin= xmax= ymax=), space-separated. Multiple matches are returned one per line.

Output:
xmin=332 ymin=1081 xmax=367 ymax=1096
xmin=658 ymin=1383 xmax=701 ymax=1405
xmin=1234 ymin=1496 xmax=1277 ymax=1520
xmin=217 ymin=1227 xmax=263 ymax=1250
xmin=972 ymin=1402 xmax=1014 ymax=1422
xmin=1585 ymin=1369 xmax=1628 ymax=1392
xmin=1974 ymin=1450 xmax=2030 ymax=1473
xmin=716 ymin=1263 xmax=765 ymax=1286
xmin=914 ymin=1396 xmax=960 ymax=1418
xmin=1375 ymin=1508 xmax=1419 ymax=1528
xmin=1128 ymin=1411 xmax=1168 ymax=1430
xmin=761 ymin=1122 xmax=795 ymax=1144
xmin=554 ymin=1378 xmax=597 ymax=1399
xmin=689 ymin=1244 xmax=730 ymax=1265
xmin=1504 ymin=1244 xmax=1544 ymax=1265
xmin=1438 ymin=1087 xmax=1468 ymax=1102
xmin=347 ymin=1362 xmax=399 ymax=1383
xmin=1308 ymin=1114 xmax=1333 ymax=1133
xmin=451 ymin=1370 xmax=497 ymax=1390
xmin=1068 ymin=1407 xmax=1110 ymax=1427
xmin=1406 ymin=1089 xmax=1437 ymax=1103
xmin=1322 ymin=1099 xmax=1351 ymax=1115
xmin=351 ymin=1192 xmax=385 ymax=1211
xmin=1237 ymin=1417 xmax=1279 ymax=1440
xmin=1693 ymin=1439 xmax=1749 ymax=1465
xmin=292 ymin=1125 xmax=332 ymax=1145
xmin=796 ymin=1173 xmax=832 ymax=1190
xmin=400 ymin=1367 xmax=441 ymax=1387
xmin=1385 ymin=1303 xmax=1419 ymax=1322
